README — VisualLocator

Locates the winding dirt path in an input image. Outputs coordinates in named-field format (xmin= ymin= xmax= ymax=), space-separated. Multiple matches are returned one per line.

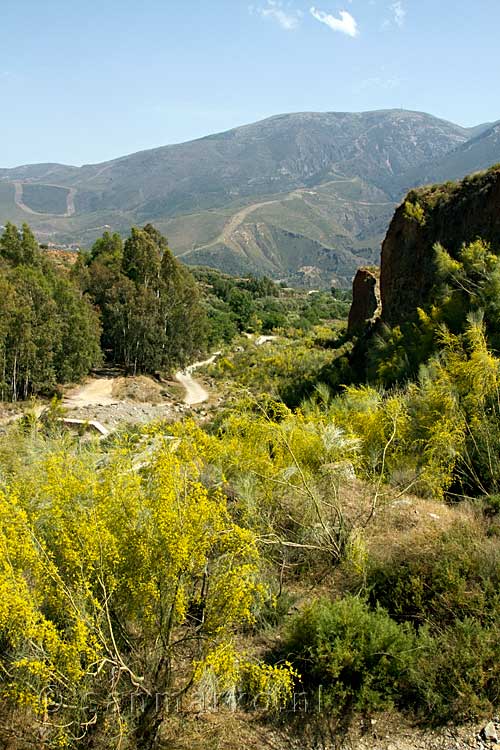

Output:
xmin=62 ymin=352 xmax=221 ymax=412
xmin=178 ymin=179 xmax=393 ymax=260
xmin=176 ymin=188 xmax=320 ymax=259
xmin=175 ymin=353 xmax=221 ymax=406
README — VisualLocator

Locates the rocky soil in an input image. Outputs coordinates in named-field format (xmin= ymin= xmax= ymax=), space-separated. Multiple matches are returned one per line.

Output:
xmin=156 ymin=712 xmax=500 ymax=750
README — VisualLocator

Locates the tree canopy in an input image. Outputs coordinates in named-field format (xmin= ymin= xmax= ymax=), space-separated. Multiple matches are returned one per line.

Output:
xmin=80 ymin=225 xmax=208 ymax=374
xmin=0 ymin=223 xmax=101 ymax=401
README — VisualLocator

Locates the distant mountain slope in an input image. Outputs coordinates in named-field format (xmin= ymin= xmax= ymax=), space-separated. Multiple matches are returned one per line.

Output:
xmin=1 ymin=109 xmax=499 ymax=286
xmin=396 ymin=122 xmax=500 ymax=192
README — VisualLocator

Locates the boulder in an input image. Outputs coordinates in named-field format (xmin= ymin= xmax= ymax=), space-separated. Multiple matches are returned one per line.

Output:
xmin=482 ymin=722 xmax=499 ymax=743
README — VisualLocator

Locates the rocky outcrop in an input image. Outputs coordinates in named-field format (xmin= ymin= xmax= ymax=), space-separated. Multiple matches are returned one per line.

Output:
xmin=380 ymin=165 xmax=500 ymax=326
xmin=347 ymin=267 xmax=381 ymax=333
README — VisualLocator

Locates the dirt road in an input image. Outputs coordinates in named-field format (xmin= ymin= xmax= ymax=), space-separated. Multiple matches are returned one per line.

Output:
xmin=63 ymin=378 xmax=119 ymax=408
xmin=13 ymin=182 xmax=77 ymax=217
xmin=63 ymin=352 xmax=220 ymax=412
xmin=175 ymin=353 xmax=220 ymax=406
xmin=14 ymin=182 xmax=43 ymax=215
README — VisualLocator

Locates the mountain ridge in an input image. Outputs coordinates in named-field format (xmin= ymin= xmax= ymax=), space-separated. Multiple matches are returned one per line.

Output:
xmin=0 ymin=108 xmax=477 ymax=173
xmin=1 ymin=109 xmax=499 ymax=286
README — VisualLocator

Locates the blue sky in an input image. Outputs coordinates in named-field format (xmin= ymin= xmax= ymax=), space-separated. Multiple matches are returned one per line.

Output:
xmin=1 ymin=0 xmax=499 ymax=167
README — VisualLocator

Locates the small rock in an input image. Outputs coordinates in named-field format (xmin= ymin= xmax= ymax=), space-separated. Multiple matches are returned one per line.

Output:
xmin=483 ymin=722 xmax=498 ymax=742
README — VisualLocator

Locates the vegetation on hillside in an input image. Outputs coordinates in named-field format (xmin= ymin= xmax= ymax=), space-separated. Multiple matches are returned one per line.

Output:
xmin=2 ymin=180 xmax=500 ymax=749
xmin=3 ymin=109 xmax=487 ymax=285
xmin=0 ymin=222 xmax=349 ymax=402
xmin=2 ymin=311 xmax=500 ymax=746
xmin=194 ymin=266 xmax=350 ymax=348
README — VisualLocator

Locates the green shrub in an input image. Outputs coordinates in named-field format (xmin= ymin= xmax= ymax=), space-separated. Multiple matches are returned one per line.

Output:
xmin=282 ymin=596 xmax=416 ymax=715
xmin=404 ymin=200 xmax=426 ymax=226
xmin=280 ymin=588 xmax=500 ymax=724
xmin=365 ymin=523 xmax=500 ymax=630
xmin=414 ymin=618 xmax=500 ymax=722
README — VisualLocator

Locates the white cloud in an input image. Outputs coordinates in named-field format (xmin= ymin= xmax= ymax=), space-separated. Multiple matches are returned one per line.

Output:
xmin=391 ymin=0 xmax=406 ymax=27
xmin=253 ymin=1 xmax=303 ymax=31
xmin=310 ymin=7 xmax=359 ymax=37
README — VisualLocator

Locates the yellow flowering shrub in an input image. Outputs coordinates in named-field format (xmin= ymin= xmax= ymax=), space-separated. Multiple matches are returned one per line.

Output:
xmin=0 ymin=428 xmax=296 ymax=746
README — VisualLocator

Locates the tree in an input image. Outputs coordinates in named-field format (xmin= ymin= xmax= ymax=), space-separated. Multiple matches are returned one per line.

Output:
xmin=0 ymin=223 xmax=102 ymax=400
xmin=123 ymin=227 xmax=161 ymax=289
xmin=0 ymin=222 xmax=41 ymax=266
xmin=88 ymin=230 xmax=123 ymax=272
xmin=20 ymin=223 xmax=40 ymax=265
xmin=0 ymin=221 xmax=23 ymax=265
xmin=83 ymin=225 xmax=208 ymax=374
xmin=227 ymin=287 xmax=255 ymax=330
xmin=159 ymin=245 xmax=208 ymax=366
xmin=52 ymin=275 xmax=102 ymax=382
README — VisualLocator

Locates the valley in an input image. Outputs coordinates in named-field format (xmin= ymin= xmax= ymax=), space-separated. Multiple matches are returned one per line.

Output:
xmin=1 ymin=166 xmax=500 ymax=750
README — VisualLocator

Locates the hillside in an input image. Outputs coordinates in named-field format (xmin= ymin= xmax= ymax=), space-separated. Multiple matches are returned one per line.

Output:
xmin=396 ymin=121 xmax=500 ymax=193
xmin=381 ymin=164 xmax=500 ymax=325
xmin=3 ymin=176 xmax=500 ymax=750
xmin=1 ymin=109 xmax=499 ymax=285
xmin=342 ymin=163 xmax=500 ymax=389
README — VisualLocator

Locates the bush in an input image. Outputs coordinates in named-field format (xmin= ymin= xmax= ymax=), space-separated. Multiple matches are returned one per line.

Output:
xmin=365 ymin=522 xmax=500 ymax=630
xmin=414 ymin=618 xmax=500 ymax=722
xmin=280 ymin=587 xmax=500 ymax=724
xmin=282 ymin=596 xmax=416 ymax=715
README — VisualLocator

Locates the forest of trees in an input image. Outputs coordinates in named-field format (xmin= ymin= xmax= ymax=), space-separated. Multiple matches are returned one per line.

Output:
xmin=0 ymin=223 xmax=101 ymax=401
xmin=0 ymin=222 xmax=349 ymax=402
xmin=76 ymin=224 xmax=207 ymax=374
xmin=0 ymin=222 xmax=211 ymax=400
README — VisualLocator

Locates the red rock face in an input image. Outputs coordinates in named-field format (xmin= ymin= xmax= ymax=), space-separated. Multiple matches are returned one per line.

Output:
xmin=380 ymin=166 xmax=500 ymax=327
xmin=347 ymin=267 xmax=381 ymax=334
xmin=379 ymin=205 xmax=423 ymax=327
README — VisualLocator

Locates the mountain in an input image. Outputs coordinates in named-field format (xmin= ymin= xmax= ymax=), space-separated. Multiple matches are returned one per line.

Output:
xmin=1 ymin=109 xmax=499 ymax=286
xmin=396 ymin=121 xmax=500 ymax=193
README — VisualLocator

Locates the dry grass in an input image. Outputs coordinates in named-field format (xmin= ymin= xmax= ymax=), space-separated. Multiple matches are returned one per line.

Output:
xmin=366 ymin=493 xmax=473 ymax=561
xmin=112 ymin=376 xmax=168 ymax=404
xmin=157 ymin=711 xmax=293 ymax=750
xmin=332 ymin=477 xmax=472 ymax=559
